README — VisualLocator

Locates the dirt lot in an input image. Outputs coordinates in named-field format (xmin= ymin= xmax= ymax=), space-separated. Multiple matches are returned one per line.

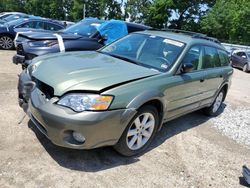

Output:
xmin=0 ymin=50 xmax=249 ymax=188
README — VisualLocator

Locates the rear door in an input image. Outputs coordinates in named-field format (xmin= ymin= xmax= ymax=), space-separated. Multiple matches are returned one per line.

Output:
xmin=201 ymin=46 xmax=224 ymax=103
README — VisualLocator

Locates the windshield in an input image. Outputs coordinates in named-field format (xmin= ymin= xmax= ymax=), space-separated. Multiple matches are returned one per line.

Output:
xmin=64 ymin=19 xmax=103 ymax=36
xmin=100 ymin=33 xmax=185 ymax=72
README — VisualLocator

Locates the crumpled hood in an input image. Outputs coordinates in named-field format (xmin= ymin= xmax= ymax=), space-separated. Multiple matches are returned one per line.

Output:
xmin=19 ymin=31 xmax=83 ymax=40
xmin=31 ymin=51 xmax=159 ymax=96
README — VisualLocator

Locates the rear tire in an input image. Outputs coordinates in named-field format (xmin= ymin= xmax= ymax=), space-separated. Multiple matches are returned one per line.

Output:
xmin=0 ymin=35 xmax=14 ymax=50
xmin=114 ymin=105 xmax=159 ymax=156
xmin=203 ymin=89 xmax=225 ymax=116
xmin=243 ymin=64 xmax=249 ymax=73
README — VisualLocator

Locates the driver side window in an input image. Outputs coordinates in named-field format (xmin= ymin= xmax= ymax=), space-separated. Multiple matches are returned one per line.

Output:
xmin=181 ymin=45 xmax=203 ymax=71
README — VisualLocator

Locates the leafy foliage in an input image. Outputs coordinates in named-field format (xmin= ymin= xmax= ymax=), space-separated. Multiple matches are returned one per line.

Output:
xmin=201 ymin=0 xmax=250 ymax=45
xmin=0 ymin=0 xmax=249 ymax=44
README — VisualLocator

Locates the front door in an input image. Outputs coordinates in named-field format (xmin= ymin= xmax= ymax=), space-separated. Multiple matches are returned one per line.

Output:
xmin=165 ymin=45 xmax=206 ymax=119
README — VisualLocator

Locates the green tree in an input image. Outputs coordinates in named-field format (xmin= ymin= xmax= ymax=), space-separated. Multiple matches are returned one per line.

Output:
xmin=24 ymin=0 xmax=70 ymax=20
xmin=0 ymin=0 xmax=25 ymax=12
xmin=145 ymin=0 xmax=170 ymax=28
xmin=201 ymin=0 xmax=250 ymax=45
xmin=124 ymin=0 xmax=151 ymax=23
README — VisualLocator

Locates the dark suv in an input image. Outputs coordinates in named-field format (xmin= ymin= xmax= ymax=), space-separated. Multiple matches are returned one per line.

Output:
xmin=231 ymin=50 xmax=250 ymax=72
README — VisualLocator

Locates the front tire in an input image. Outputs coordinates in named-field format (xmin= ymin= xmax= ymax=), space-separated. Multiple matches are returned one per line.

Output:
xmin=0 ymin=35 xmax=14 ymax=50
xmin=114 ymin=105 xmax=159 ymax=156
xmin=203 ymin=90 xmax=225 ymax=116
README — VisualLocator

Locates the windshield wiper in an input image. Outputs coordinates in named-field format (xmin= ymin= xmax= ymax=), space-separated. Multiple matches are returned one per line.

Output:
xmin=99 ymin=51 xmax=139 ymax=65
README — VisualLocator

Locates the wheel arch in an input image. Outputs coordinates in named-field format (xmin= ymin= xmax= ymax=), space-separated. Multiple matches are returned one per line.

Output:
xmin=126 ymin=90 xmax=166 ymax=130
xmin=0 ymin=32 xmax=15 ymax=39
xmin=219 ymin=82 xmax=229 ymax=101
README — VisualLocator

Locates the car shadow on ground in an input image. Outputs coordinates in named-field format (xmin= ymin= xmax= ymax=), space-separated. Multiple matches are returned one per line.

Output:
xmin=28 ymin=104 xmax=226 ymax=172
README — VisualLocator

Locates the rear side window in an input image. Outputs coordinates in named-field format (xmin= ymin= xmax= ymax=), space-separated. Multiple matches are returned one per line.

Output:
xmin=202 ymin=46 xmax=220 ymax=68
xmin=16 ymin=21 xmax=34 ymax=28
xmin=218 ymin=50 xmax=230 ymax=66
xmin=236 ymin=52 xmax=243 ymax=56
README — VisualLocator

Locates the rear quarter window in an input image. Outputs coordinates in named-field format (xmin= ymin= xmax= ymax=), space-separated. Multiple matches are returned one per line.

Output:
xmin=218 ymin=50 xmax=230 ymax=66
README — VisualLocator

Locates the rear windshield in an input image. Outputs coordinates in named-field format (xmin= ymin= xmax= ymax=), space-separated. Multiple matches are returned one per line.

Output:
xmin=101 ymin=33 xmax=185 ymax=72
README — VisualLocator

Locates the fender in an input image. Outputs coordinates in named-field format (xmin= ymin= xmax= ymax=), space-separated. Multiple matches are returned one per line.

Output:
xmin=126 ymin=90 xmax=167 ymax=130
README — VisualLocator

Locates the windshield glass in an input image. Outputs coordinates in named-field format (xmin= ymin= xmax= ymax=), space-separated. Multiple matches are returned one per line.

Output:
xmin=64 ymin=19 xmax=103 ymax=36
xmin=101 ymin=33 xmax=185 ymax=72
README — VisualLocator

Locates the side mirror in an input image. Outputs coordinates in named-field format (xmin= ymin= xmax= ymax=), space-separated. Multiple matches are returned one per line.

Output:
xmin=181 ymin=63 xmax=194 ymax=73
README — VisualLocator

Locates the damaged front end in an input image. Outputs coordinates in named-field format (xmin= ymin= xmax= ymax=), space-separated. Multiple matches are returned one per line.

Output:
xmin=18 ymin=70 xmax=36 ymax=112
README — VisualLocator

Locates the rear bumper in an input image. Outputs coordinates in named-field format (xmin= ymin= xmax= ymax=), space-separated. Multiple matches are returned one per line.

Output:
xmin=28 ymin=88 xmax=136 ymax=149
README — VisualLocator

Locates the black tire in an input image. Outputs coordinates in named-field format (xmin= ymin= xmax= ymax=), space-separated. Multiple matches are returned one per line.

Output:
xmin=203 ymin=89 xmax=225 ymax=116
xmin=114 ymin=105 xmax=159 ymax=156
xmin=0 ymin=35 xmax=14 ymax=50
xmin=243 ymin=64 xmax=249 ymax=73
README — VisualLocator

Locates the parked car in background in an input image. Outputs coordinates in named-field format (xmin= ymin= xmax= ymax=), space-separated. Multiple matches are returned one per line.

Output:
xmin=13 ymin=19 xmax=150 ymax=68
xmin=17 ymin=30 xmax=233 ymax=156
xmin=231 ymin=50 xmax=250 ymax=72
xmin=0 ymin=17 xmax=65 ymax=50
xmin=0 ymin=12 xmax=27 ymax=20
xmin=0 ymin=12 xmax=29 ymax=24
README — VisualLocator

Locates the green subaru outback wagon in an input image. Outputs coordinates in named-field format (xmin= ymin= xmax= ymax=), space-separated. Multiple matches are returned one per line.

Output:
xmin=18 ymin=30 xmax=233 ymax=156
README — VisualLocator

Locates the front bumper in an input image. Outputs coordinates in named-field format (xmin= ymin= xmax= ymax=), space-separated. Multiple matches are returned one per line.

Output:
xmin=28 ymin=88 xmax=136 ymax=149
xmin=18 ymin=69 xmax=32 ymax=111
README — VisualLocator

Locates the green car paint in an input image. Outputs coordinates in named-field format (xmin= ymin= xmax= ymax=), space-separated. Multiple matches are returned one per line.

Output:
xmin=22 ymin=30 xmax=233 ymax=153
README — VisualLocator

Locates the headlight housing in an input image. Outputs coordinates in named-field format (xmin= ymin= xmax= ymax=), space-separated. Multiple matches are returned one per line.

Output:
xmin=28 ymin=40 xmax=58 ymax=47
xmin=57 ymin=93 xmax=114 ymax=112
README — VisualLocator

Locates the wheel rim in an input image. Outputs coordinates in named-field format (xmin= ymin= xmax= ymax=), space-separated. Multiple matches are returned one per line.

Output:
xmin=126 ymin=112 xmax=155 ymax=150
xmin=212 ymin=92 xmax=223 ymax=113
xmin=0 ymin=36 xmax=13 ymax=49
xmin=243 ymin=64 xmax=247 ymax=72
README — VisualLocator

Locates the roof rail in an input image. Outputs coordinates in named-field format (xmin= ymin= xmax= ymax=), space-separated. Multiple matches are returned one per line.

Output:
xmin=149 ymin=28 xmax=220 ymax=44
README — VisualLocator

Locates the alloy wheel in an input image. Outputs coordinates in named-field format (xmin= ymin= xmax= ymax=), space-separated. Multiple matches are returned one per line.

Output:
xmin=0 ymin=36 xmax=13 ymax=49
xmin=126 ymin=112 xmax=155 ymax=150
xmin=243 ymin=64 xmax=248 ymax=72
xmin=212 ymin=92 xmax=223 ymax=113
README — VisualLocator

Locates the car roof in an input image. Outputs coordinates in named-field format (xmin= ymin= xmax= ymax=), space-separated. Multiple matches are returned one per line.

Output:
xmin=7 ymin=17 xmax=64 ymax=26
xmin=136 ymin=30 xmax=225 ymax=50
xmin=125 ymin=22 xmax=151 ymax=30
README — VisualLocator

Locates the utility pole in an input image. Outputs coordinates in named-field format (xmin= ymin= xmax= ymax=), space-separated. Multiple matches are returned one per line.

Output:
xmin=83 ymin=4 xmax=86 ymax=19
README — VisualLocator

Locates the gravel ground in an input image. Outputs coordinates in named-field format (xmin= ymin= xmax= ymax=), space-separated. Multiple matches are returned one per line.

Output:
xmin=0 ymin=50 xmax=250 ymax=188
xmin=212 ymin=104 xmax=250 ymax=148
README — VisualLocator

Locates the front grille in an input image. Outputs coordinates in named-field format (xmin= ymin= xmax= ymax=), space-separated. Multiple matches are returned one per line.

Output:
xmin=32 ymin=77 xmax=54 ymax=99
